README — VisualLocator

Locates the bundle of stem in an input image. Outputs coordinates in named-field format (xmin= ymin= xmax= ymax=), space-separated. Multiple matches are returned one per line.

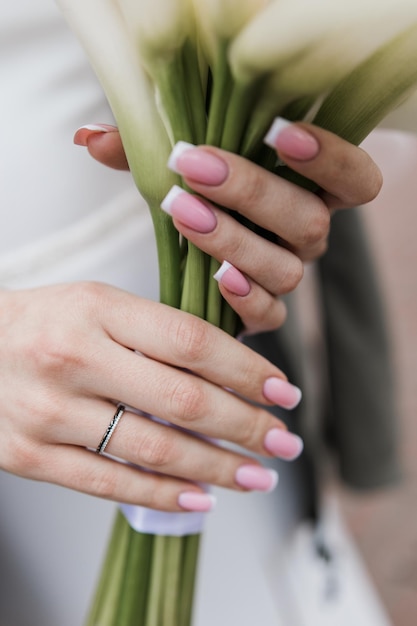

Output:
xmin=84 ymin=22 xmax=417 ymax=626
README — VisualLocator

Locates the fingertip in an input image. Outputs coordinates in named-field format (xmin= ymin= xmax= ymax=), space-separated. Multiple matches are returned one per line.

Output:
xmin=213 ymin=261 xmax=251 ymax=297
xmin=83 ymin=128 xmax=129 ymax=171
xmin=73 ymin=124 xmax=117 ymax=146
xmin=264 ymin=118 xmax=320 ymax=161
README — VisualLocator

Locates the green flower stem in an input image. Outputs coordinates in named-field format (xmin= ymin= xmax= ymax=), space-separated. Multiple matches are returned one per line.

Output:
xmin=148 ymin=205 xmax=182 ymax=308
xmin=84 ymin=510 xmax=125 ymax=625
xmin=280 ymin=95 xmax=317 ymax=123
xmin=85 ymin=510 xmax=131 ymax=625
xmin=180 ymin=241 xmax=207 ymax=318
xmin=117 ymin=528 xmax=154 ymax=626
xmin=221 ymin=299 xmax=239 ymax=337
xmin=144 ymin=535 xmax=168 ymax=626
xmin=162 ymin=537 xmax=183 ymax=626
xmin=178 ymin=534 xmax=201 ymax=626
xmin=205 ymin=257 xmax=222 ymax=327
xmin=240 ymin=88 xmax=292 ymax=158
xmin=220 ymin=79 xmax=262 ymax=153
xmin=181 ymin=39 xmax=207 ymax=144
xmin=205 ymin=41 xmax=233 ymax=146
xmin=152 ymin=55 xmax=195 ymax=145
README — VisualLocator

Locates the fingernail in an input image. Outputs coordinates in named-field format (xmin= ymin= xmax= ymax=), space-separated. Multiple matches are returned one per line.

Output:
xmin=73 ymin=124 xmax=116 ymax=146
xmin=264 ymin=117 xmax=320 ymax=160
xmin=168 ymin=141 xmax=229 ymax=186
xmin=161 ymin=185 xmax=217 ymax=233
xmin=178 ymin=491 xmax=216 ymax=512
xmin=213 ymin=261 xmax=250 ymax=296
xmin=264 ymin=428 xmax=304 ymax=460
xmin=263 ymin=377 xmax=302 ymax=409
xmin=235 ymin=465 xmax=279 ymax=492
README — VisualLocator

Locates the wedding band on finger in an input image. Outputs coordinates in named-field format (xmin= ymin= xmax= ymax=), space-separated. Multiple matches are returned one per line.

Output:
xmin=96 ymin=405 xmax=126 ymax=455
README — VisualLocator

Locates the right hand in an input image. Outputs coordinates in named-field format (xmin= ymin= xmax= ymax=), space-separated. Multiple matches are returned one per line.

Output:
xmin=76 ymin=122 xmax=382 ymax=335
xmin=0 ymin=282 xmax=303 ymax=512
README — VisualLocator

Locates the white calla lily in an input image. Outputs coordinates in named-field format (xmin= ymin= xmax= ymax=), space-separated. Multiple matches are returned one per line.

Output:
xmin=117 ymin=0 xmax=191 ymax=67
xmin=193 ymin=0 xmax=269 ymax=65
xmin=118 ymin=0 xmax=204 ymax=145
xmin=55 ymin=0 xmax=181 ymax=306
xmin=234 ymin=0 xmax=417 ymax=155
xmin=314 ymin=23 xmax=417 ymax=146
xmin=229 ymin=0 xmax=417 ymax=86
xmin=56 ymin=0 xmax=174 ymax=203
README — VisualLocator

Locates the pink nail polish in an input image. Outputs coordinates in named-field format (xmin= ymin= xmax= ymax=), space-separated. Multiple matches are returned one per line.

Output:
xmin=73 ymin=124 xmax=116 ymax=146
xmin=213 ymin=261 xmax=251 ymax=296
xmin=263 ymin=377 xmax=302 ymax=409
xmin=264 ymin=117 xmax=320 ymax=160
xmin=264 ymin=428 xmax=304 ymax=460
xmin=178 ymin=491 xmax=216 ymax=512
xmin=235 ymin=465 xmax=279 ymax=492
xmin=168 ymin=141 xmax=229 ymax=186
xmin=161 ymin=185 xmax=217 ymax=233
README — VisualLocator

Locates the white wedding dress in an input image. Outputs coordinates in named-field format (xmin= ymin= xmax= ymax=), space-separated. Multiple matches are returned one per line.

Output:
xmin=0 ymin=3 xmax=394 ymax=625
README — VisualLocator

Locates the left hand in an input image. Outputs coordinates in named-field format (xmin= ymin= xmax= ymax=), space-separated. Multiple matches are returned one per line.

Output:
xmin=74 ymin=122 xmax=382 ymax=333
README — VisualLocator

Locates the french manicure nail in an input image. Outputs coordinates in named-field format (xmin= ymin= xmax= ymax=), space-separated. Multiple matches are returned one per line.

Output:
xmin=264 ymin=117 xmax=320 ymax=160
xmin=178 ymin=491 xmax=216 ymax=512
xmin=235 ymin=464 xmax=279 ymax=492
xmin=168 ymin=141 xmax=229 ymax=186
xmin=264 ymin=428 xmax=304 ymax=460
xmin=161 ymin=185 xmax=217 ymax=233
xmin=263 ymin=377 xmax=302 ymax=409
xmin=213 ymin=261 xmax=251 ymax=296
xmin=73 ymin=124 xmax=117 ymax=146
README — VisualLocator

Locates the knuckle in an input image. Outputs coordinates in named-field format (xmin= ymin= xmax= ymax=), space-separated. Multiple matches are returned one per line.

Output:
xmin=226 ymin=228 xmax=250 ymax=265
xmin=240 ymin=168 xmax=265 ymax=209
xmin=168 ymin=379 xmax=206 ymax=423
xmin=299 ymin=236 xmax=329 ymax=262
xmin=238 ymin=408 xmax=265 ymax=450
xmin=240 ymin=296 xmax=277 ymax=335
xmin=361 ymin=166 xmax=383 ymax=204
xmin=169 ymin=316 xmax=212 ymax=365
xmin=144 ymin=476 xmax=174 ymax=511
xmin=279 ymin=257 xmax=304 ymax=293
xmin=72 ymin=280 xmax=107 ymax=313
xmin=135 ymin=431 xmax=176 ymax=468
xmin=313 ymin=238 xmax=329 ymax=259
xmin=88 ymin=467 xmax=119 ymax=500
xmin=27 ymin=329 xmax=87 ymax=375
xmin=17 ymin=386 xmax=69 ymax=439
xmin=5 ymin=436 xmax=42 ymax=477
xmin=258 ymin=298 xmax=288 ymax=333
xmin=301 ymin=204 xmax=331 ymax=248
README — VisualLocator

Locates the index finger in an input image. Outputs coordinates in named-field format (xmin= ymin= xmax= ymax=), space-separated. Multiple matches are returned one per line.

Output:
xmin=265 ymin=120 xmax=383 ymax=209
xmin=96 ymin=285 xmax=300 ymax=408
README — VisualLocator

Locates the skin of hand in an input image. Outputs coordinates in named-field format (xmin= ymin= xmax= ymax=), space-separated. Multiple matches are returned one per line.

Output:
xmin=75 ymin=121 xmax=382 ymax=334
xmin=0 ymin=122 xmax=380 ymax=512
xmin=0 ymin=283 xmax=303 ymax=512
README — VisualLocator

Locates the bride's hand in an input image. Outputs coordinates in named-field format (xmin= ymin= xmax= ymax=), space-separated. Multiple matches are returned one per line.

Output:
xmin=0 ymin=283 xmax=303 ymax=511
xmin=75 ymin=121 xmax=382 ymax=334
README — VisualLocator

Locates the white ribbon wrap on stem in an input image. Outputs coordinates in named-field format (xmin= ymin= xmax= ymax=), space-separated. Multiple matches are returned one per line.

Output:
xmin=119 ymin=504 xmax=206 ymax=536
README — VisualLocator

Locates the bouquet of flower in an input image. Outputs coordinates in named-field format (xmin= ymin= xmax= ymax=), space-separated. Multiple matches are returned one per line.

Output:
xmin=55 ymin=0 xmax=417 ymax=624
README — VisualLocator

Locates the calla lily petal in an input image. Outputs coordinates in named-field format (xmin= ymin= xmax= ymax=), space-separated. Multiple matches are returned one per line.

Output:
xmin=314 ymin=23 xmax=417 ymax=146
xmin=56 ymin=0 xmax=176 ymax=205
xmin=117 ymin=0 xmax=191 ymax=68
xmin=229 ymin=0 xmax=417 ymax=86
xmin=193 ymin=0 xmax=269 ymax=65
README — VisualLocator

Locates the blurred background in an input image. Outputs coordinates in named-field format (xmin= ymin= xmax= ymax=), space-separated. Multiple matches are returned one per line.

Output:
xmin=334 ymin=99 xmax=417 ymax=626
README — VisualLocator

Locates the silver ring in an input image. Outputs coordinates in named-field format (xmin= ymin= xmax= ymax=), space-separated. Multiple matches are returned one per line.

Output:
xmin=96 ymin=405 xmax=126 ymax=455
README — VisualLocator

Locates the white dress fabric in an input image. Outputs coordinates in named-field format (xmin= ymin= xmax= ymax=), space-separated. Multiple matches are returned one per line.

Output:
xmin=0 ymin=3 xmax=393 ymax=625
